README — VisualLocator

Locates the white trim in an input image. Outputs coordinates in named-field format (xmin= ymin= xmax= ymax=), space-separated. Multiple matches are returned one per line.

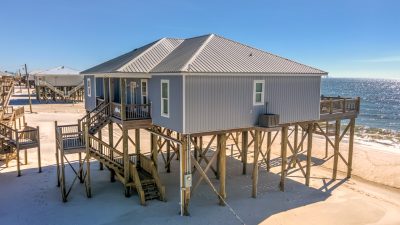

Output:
xmin=182 ymin=75 xmax=186 ymax=134
xmin=161 ymin=79 xmax=170 ymax=118
xmin=253 ymin=80 xmax=264 ymax=106
xmin=141 ymin=79 xmax=148 ymax=105
xmin=87 ymin=78 xmax=92 ymax=97
xmin=150 ymin=72 xmax=326 ymax=77
xmin=181 ymin=34 xmax=214 ymax=72
xmin=87 ymin=72 xmax=152 ymax=78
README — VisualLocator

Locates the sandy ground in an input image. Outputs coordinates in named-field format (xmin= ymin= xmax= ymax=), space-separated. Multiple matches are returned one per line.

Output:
xmin=0 ymin=87 xmax=400 ymax=225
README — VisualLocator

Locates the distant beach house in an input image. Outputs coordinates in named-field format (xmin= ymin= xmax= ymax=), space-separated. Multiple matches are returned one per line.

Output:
xmin=82 ymin=34 xmax=327 ymax=134
xmin=33 ymin=66 xmax=84 ymax=102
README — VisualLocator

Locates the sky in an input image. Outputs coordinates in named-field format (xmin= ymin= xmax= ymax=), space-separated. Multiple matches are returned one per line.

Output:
xmin=0 ymin=0 xmax=399 ymax=78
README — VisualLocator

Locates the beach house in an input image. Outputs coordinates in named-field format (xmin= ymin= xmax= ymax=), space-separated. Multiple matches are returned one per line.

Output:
xmin=82 ymin=34 xmax=327 ymax=133
xmin=56 ymin=34 xmax=359 ymax=215
xmin=34 ymin=66 xmax=84 ymax=102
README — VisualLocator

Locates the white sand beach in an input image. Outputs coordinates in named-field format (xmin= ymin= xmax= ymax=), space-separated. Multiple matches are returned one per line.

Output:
xmin=1 ymin=88 xmax=400 ymax=225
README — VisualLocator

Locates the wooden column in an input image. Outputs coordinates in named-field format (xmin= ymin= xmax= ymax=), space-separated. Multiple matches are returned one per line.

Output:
xmin=305 ymin=123 xmax=313 ymax=186
xmin=109 ymin=78 xmax=114 ymax=112
xmin=98 ymin=128 xmax=103 ymax=170
xmin=122 ymin=128 xmax=130 ymax=197
xmin=280 ymin=126 xmax=288 ymax=191
xmin=166 ymin=139 xmax=171 ymax=173
xmin=218 ymin=133 xmax=227 ymax=205
xmin=55 ymin=121 xmax=61 ymax=187
xmin=135 ymin=129 xmax=140 ymax=156
xmin=333 ymin=119 xmax=341 ymax=180
xmin=151 ymin=133 xmax=158 ymax=170
xmin=85 ymin=122 xmax=92 ymax=198
xmin=180 ymin=135 xmax=190 ymax=216
xmin=252 ymin=130 xmax=260 ymax=198
xmin=292 ymin=124 xmax=299 ymax=167
xmin=120 ymin=78 xmax=126 ymax=121
xmin=103 ymin=77 xmax=109 ymax=102
xmin=325 ymin=121 xmax=329 ymax=158
xmin=266 ymin=131 xmax=272 ymax=172
xmin=347 ymin=118 xmax=355 ymax=178
xmin=242 ymin=131 xmax=248 ymax=175
xmin=108 ymin=123 xmax=115 ymax=182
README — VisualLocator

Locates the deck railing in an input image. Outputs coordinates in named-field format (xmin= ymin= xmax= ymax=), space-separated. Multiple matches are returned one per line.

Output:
xmin=110 ymin=101 xmax=151 ymax=121
xmin=88 ymin=134 xmax=123 ymax=169
xmin=320 ymin=96 xmax=360 ymax=115
xmin=0 ymin=123 xmax=39 ymax=148
xmin=56 ymin=124 xmax=85 ymax=149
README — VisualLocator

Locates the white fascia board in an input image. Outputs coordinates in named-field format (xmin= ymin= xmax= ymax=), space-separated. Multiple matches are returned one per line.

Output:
xmin=150 ymin=72 xmax=326 ymax=77
xmin=88 ymin=73 xmax=152 ymax=78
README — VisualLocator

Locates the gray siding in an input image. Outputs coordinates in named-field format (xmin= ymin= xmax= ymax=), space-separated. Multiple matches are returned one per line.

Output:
xmin=35 ymin=75 xmax=83 ymax=87
xmin=148 ymin=76 xmax=183 ymax=133
xmin=84 ymin=75 xmax=96 ymax=111
xmin=184 ymin=76 xmax=321 ymax=134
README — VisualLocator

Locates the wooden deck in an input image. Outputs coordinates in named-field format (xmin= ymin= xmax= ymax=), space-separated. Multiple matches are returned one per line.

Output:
xmin=320 ymin=96 xmax=360 ymax=121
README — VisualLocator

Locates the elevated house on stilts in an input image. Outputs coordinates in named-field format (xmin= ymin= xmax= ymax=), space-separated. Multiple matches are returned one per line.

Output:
xmin=55 ymin=34 xmax=360 ymax=216
xmin=34 ymin=66 xmax=84 ymax=102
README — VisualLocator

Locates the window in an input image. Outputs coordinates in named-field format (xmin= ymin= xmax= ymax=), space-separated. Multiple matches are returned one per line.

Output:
xmin=141 ymin=79 xmax=148 ymax=104
xmin=161 ymin=80 xmax=169 ymax=117
xmin=253 ymin=80 xmax=264 ymax=105
xmin=87 ymin=78 xmax=91 ymax=97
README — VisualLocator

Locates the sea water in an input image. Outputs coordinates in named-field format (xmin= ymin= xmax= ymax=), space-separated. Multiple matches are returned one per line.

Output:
xmin=321 ymin=78 xmax=400 ymax=148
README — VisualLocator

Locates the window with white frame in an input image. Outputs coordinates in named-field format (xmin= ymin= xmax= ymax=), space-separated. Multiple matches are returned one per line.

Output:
xmin=87 ymin=78 xmax=91 ymax=97
xmin=161 ymin=80 xmax=169 ymax=117
xmin=253 ymin=80 xmax=264 ymax=105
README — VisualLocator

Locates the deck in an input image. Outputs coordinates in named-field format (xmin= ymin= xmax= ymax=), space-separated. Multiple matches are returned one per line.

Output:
xmin=319 ymin=96 xmax=360 ymax=121
xmin=96 ymin=98 xmax=152 ymax=129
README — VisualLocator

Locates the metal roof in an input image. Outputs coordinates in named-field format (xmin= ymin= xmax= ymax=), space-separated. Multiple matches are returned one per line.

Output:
xmin=36 ymin=66 xmax=80 ymax=76
xmin=83 ymin=34 xmax=327 ymax=75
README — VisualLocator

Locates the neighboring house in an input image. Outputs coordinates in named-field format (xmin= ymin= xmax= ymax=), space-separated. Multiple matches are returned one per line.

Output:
xmin=82 ymin=34 xmax=327 ymax=134
xmin=34 ymin=66 xmax=84 ymax=102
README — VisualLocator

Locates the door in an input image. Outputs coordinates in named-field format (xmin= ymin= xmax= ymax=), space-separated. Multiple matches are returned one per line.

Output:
xmin=130 ymin=81 xmax=136 ymax=104
xmin=141 ymin=79 xmax=148 ymax=112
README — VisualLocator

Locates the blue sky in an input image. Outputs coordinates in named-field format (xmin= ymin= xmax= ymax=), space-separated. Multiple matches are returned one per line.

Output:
xmin=1 ymin=0 xmax=399 ymax=78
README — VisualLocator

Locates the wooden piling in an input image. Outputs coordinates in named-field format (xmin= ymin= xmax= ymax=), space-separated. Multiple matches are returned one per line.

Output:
xmin=218 ymin=133 xmax=226 ymax=205
xmin=252 ymin=130 xmax=260 ymax=198
xmin=242 ymin=131 xmax=248 ymax=175
xmin=347 ymin=118 xmax=355 ymax=178
xmin=280 ymin=126 xmax=288 ymax=191
xmin=306 ymin=123 xmax=313 ymax=186
xmin=333 ymin=119 xmax=341 ymax=180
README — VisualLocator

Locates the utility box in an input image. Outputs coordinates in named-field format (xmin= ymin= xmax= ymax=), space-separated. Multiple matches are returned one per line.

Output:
xmin=184 ymin=174 xmax=192 ymax=188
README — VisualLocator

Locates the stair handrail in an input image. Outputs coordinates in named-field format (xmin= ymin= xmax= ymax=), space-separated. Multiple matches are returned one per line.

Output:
xmin=39 ymin=80 xmax=65 ymax=97
xmin=78 ymin=101 xmax=107 ymax=131
xmin=66 ymin=81 xmax=84 ymax=97
xmin=130 ymin=164 xmax=146 ymax=205
xmin=86 ymin=103 xmax=110 ymax=131
xmin=0 ymin=82 xmax=14 ymax=120
xmin=139 ymin=154 xmax=166 ymax=201
xmin=87 ymin=133 xmax=123 ymax=168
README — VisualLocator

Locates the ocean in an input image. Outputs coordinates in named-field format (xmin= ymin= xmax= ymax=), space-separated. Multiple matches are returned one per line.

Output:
xmin=321 ymin=78 xmax=400 ymax=147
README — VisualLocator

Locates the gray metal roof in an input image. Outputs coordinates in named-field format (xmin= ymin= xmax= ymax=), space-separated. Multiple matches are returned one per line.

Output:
xmin=36 ymin=66 xmax=80 ymax=76
xmin=83 ymin=34 xmax=327 ymax=75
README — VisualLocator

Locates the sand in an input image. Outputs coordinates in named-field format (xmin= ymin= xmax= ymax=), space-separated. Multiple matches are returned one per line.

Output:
xmin=0 ymin=87 xmax=400 ymax=225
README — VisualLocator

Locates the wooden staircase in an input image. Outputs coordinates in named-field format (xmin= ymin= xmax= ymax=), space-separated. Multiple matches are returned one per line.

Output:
xmin=39 ymin=80 xmax=84 ymax=101
xmin=87 ymin=134 xmax=165 ymax=204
